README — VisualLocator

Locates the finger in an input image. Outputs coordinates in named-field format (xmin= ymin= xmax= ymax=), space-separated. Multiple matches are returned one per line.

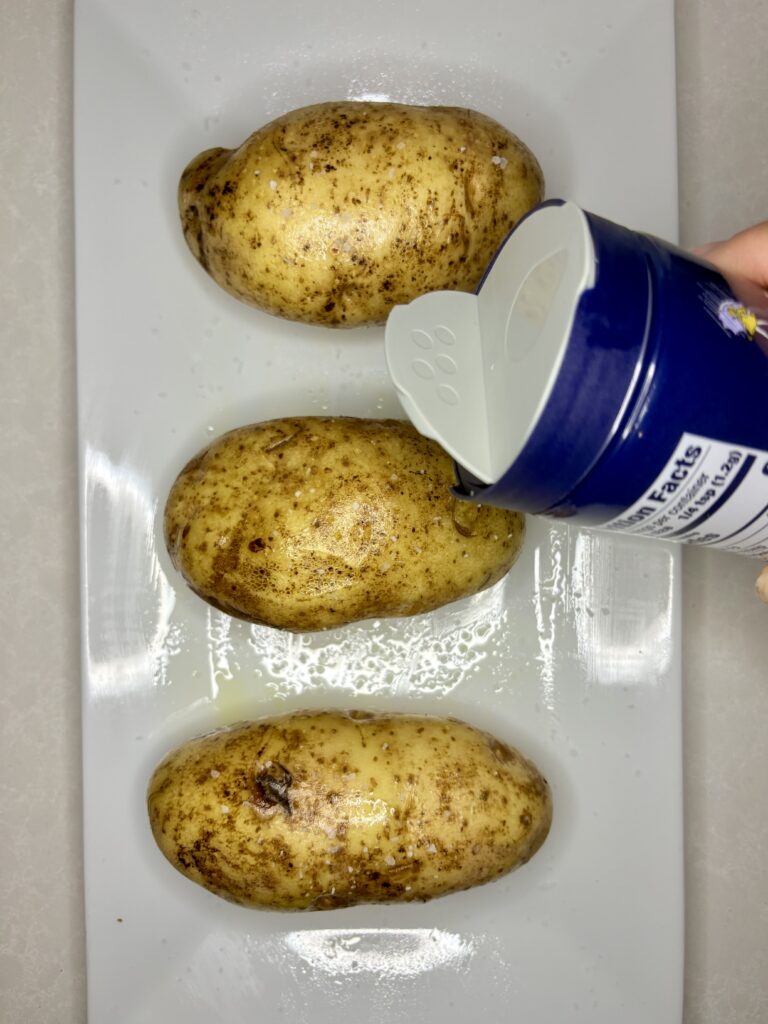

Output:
xmin=756 ymin=565 xmax=768 ymax=604
xmin=698 ymin=221 xmax=768 ymax=289
xmin=691 ymin=242 xmax=722 ymax=257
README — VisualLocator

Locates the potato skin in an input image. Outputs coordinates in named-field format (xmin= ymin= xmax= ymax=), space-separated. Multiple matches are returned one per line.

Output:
xmin=164 ymin=416 xmax=524 ymax=631
xmin=147 ymin=710 xmax=552 ymax=910
xmin=178 ymin=101 xmax=544 ymax=327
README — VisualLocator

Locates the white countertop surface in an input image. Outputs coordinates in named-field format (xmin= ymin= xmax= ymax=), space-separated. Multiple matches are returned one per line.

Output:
xmin=1 ymin=1 xmax=766 ymax=1021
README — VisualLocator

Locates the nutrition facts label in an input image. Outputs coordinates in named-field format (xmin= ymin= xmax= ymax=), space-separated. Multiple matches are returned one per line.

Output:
xmin=602 ymin=432 xmax=768 ymax=557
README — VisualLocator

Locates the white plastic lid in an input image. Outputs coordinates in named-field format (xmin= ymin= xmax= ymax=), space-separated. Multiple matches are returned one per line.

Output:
xmin=384 ymin=201 xmax=596 ymax=484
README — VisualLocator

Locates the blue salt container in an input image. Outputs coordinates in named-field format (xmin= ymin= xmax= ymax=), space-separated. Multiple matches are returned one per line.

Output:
xmin=384 ymin=200 xmax=768 ymax=557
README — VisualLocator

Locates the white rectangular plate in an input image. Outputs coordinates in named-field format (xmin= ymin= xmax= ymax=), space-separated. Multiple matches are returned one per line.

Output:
xmin=75 ymin=1 xmax=683 ymax=1021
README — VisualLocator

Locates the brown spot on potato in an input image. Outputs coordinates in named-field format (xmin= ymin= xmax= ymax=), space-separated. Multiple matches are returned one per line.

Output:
xmin=252 ymin=762 xmax=293 ymax=815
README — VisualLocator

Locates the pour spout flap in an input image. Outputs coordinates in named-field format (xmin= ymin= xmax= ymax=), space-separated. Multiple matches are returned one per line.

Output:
xmin=384 ymin=200 xmax=596 ymax=485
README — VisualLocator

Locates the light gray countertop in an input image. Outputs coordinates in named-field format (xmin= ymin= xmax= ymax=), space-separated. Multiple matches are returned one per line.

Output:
xmin=1 ymin=1 xmax=766 ymax=1020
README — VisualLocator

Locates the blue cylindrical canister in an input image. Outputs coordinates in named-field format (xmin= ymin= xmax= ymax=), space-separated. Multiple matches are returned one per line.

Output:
xmin=384 ymin=200 xmax=768 ymax=557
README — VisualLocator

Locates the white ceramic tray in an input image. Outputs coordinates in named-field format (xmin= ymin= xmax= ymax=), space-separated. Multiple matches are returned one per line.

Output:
xmin=74 ymin=0 xmax=683 ymax=1020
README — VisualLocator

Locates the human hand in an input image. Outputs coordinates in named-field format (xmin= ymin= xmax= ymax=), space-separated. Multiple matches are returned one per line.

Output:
xmin=696 ymin=222 xmax=768 ymax=602
xmin=694 ymin=220 xmax=768 ymax=286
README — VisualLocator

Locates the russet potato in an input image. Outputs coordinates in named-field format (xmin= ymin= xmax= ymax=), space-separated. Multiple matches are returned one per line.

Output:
xmin=163 ymin=416 xmax=525 ymax=631
xmin=178 ymin=100 xmax=544 ymax=327
xmin=147 ymin=710 xmax=552 ymax=910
